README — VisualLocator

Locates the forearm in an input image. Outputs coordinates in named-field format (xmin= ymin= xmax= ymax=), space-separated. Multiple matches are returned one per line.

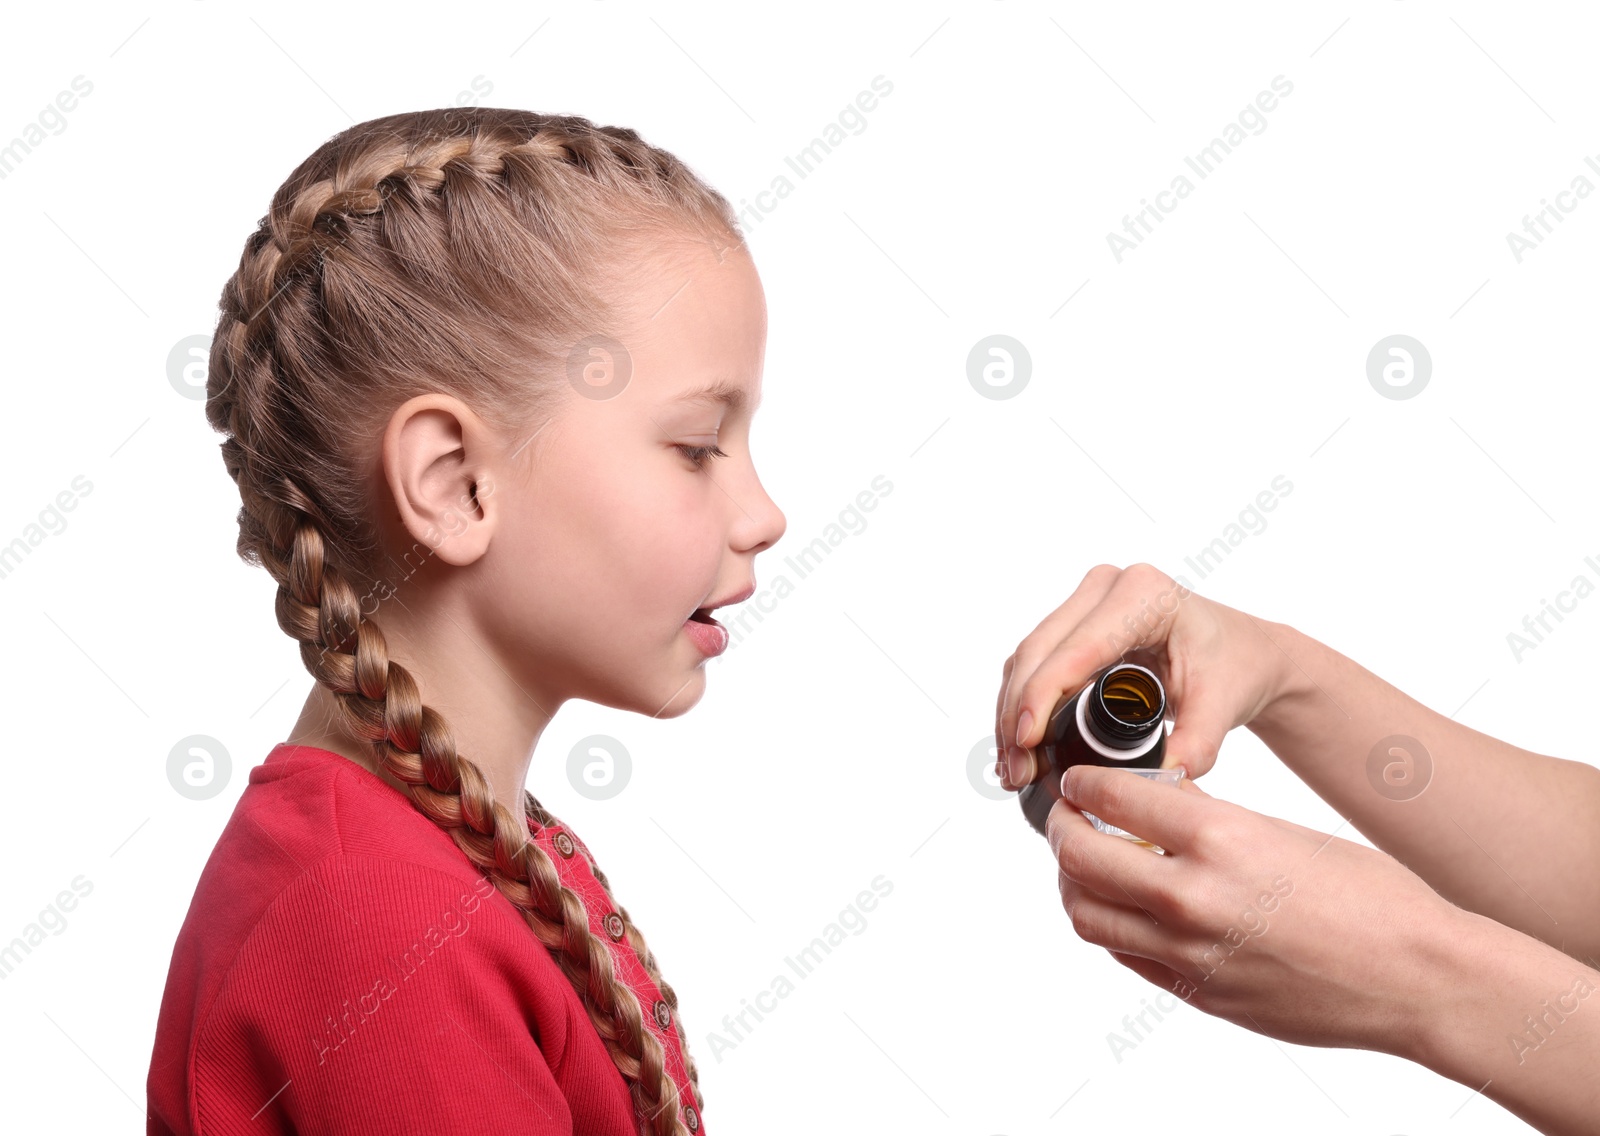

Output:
xmin=1244 ymin=619 xmax=1600 ymax=960
xmin=1409 ymin=908 xmax=1600 ymax=1136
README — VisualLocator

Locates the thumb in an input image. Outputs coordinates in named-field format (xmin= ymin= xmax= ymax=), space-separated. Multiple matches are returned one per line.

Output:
xmin=1161 ymin=699 xmax=1233 ymax=778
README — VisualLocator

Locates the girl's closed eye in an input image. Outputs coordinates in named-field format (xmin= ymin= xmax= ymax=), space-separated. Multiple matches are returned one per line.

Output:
xmin=676 ymin=442 xmax=728 ymax=469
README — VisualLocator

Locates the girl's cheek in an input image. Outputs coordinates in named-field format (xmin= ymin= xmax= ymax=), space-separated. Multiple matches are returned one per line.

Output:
xmin=655 ymin=483 xmax=722 ymax=534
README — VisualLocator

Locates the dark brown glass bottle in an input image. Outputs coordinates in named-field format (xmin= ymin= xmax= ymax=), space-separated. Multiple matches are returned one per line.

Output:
xmin=1018 ymin=662 xmax=1167 ymax=837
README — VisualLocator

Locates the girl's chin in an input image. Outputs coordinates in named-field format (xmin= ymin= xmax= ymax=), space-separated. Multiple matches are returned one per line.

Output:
xmin=648 ymin=670 xmax=706 ymax=719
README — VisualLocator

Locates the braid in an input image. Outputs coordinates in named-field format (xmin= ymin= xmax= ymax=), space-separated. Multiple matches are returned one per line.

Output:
xmin=205 ymin=108 xmax=736 ymax=1136
xmin=587 ymin=858 xmax=703 ymax=1098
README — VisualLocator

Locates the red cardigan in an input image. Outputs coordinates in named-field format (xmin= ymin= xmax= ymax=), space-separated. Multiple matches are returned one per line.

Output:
xmin=146 ymin=742 xmax=705 ymax=1135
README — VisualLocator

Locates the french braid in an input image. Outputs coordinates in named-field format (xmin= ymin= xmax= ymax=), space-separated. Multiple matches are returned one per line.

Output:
xmin=204 ymin=108 xmax=735 ymax=1135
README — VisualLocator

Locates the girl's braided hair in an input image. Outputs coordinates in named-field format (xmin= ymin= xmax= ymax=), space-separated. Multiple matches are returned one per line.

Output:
xmin=204 ymin=107 xmax=741 ymax=1135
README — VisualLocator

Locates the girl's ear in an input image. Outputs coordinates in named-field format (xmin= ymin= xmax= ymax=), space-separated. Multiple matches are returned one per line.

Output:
xmin=380 ymin=393 xmax=497 ymax=568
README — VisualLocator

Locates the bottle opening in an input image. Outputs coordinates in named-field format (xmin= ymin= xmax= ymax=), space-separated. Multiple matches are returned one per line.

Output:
xmin=1100 ymin=668 xmax=1162 ymax=724
xmin=1087 ymin=664 xmax=1165 ymax=744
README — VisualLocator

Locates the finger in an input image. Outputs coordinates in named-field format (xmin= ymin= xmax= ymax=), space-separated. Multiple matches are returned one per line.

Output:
xmin=999 ymin=566 xmax=1123 ymax=790
xmin=1000 ymin=564 xmax=1123 ymax=753
xmin=997 ymin=656 xmax=1043 ymax=789
xmin=1046 ymin=798 xmax=1168 ymax=918
xmin=1103 ymin=772 xmax=1310 ymax=849
xmin=1171 ymin=774 xmax=1306 ymax=838
xmin=1106 ymin=949 xmax=1199 ymax=1003
xmin=996 ymin=653 xmax=1014 ymax=750
xmin=1056 ymin=880 xmax=1173 ymax=962
xmin=1060 ymin=763 xmax=1210 ymax=856
xmin=1012 ymin=563 xmax=1186 ymax=752
xmin=1056 ymin=864 xmax=1125 ymax=910
xmin=994 ymin=654 xmax=1014 ymax=786
xmin=1159 ymin=670 xmax=1235 ymax=777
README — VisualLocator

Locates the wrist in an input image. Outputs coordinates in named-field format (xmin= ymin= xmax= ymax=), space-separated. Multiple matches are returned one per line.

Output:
xmin=1405 ymin=903 xmax=1594 ymax=1081
xmin=1241 ymin=618 xmax=1315 ymax=737
xmin=1394 ymin=902 xmax=1501 ymax=1071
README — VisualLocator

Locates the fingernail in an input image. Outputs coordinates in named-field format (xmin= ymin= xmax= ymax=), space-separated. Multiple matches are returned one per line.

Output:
xmin=1005 ymin=745 xmax=1030 ymax=789
xmin=1015 ymin=708 xmax=1034 ymax=747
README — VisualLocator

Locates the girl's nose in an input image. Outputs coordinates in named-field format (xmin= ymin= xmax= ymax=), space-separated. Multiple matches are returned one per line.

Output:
xmin=740 ymin=476 xmax=786 ymax=555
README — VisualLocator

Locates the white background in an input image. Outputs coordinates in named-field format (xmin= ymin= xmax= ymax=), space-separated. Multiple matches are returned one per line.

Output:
xmin=2 ymin=2 xmax=1597 ymax=1133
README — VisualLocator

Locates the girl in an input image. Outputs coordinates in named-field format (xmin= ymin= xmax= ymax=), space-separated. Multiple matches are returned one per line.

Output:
xmin=146 ymin=108 xmax=785 ymax=1136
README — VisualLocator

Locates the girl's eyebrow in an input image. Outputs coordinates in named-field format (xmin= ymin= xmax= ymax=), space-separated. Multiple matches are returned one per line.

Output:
xmin=674 ymin=379 xmax=759 ymax=413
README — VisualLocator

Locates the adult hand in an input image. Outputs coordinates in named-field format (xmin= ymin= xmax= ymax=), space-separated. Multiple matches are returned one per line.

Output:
xmin=1047 ymin=764 xmax=1464 ymax=1056
xmin=995 ymin=563 xmax=1291 ymax=790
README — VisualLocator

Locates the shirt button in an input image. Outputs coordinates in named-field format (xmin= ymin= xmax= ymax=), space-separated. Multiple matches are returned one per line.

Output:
xmin=552 ymin=831 xmax=575 ymax=858
xmin=653 ymin=999 xmax=672 ymax=1029
xmin=604 ymin=912 xmax=626 ymax=941
xmin=683 ymin=1104 xmax=700 ymax=1131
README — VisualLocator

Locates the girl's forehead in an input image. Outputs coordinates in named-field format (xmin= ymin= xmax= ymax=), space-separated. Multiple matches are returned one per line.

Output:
xmin=609 ymin=259 xmax=765 ymax=394
xmin=621 ymin=234 xmax=762 ymax=309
